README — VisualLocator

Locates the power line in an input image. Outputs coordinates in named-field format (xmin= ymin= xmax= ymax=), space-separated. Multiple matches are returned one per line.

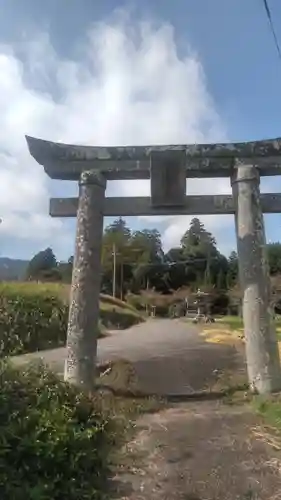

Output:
xmin=262 ymin=0 xmax=281 ymax=60
xmin=117 ymin=256 xmax=220 ymax=269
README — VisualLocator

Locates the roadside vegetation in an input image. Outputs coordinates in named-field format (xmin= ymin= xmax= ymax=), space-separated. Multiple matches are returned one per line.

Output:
xmin=0 ymin=359 xmax=164 ymax=500
xmin=0 ymin=281 xmax=144 ymax=357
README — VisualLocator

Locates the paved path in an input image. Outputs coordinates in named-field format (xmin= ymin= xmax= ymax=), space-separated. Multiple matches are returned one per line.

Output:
xmin=12 ymin=319 xmax=245 ymax=395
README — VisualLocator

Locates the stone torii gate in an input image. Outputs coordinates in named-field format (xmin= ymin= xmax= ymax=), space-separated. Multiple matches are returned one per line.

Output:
xmin=26 ymin=135 xmax=281 ymax=395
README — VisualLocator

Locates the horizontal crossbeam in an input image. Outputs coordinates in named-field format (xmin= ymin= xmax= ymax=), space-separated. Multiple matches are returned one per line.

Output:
xmin=27 ymin=156 xmax=281 ymax=181
xmin=50 ymin=193 xmax=281 ymax=217
xmin=26 ymin=135 xmax=281 ymax=181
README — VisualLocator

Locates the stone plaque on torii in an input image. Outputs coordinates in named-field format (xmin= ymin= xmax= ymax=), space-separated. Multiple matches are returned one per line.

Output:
xmin=26 ymin=135 xmax=281 ymax=394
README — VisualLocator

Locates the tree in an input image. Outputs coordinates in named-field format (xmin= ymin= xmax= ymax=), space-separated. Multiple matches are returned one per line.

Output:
xmin=165 ymin=247 xmax=185 ymax=263
xmin=129 ymin=229 xmax=164 ymax=290
xmin=227 ymin=251 xmax=239 ymax=287
xmin=26 ymin=248 xmax=57 ymax=280
xmin=102 ymin=218 xmax=131 ymax=265
xmin=100 ymin=221 xmax=167 ymax=295
xmin=179 ymin=218 xmax=220 ymax=287
xmin=181 ymin=218 xmax=217 ymax=256
xmin=57 ymin=256 xmax=74 ymax=283
xmin=130 ymin=229 xmax=164 ymax=264
xmin=267 ymin=242 xmax=281 ymax=275
xmin=102 ymin=218 xmax=130 ymax=257
xmin=101 ymin=218 xmax=132 ymax=296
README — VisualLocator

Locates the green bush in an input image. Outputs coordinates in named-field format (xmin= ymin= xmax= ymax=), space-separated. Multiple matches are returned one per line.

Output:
xmin=0 ymin=291 xmax=68 ymax=356
xmin=0 ymin=291 xmax=108 ymax=357
xmin=0 ymin=361 xmax=113 ymax=500
xmin=0 ymin=283 xmax=143 ymax=357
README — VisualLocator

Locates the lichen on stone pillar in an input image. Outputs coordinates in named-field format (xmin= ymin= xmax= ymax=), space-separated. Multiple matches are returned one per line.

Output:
xmin=64 ymin=169 xmax=106 ymax=392
xmin=231 ymin=164 xmax=281 ymax=394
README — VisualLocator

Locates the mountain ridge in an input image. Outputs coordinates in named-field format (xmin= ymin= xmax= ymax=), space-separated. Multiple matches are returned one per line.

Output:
xmin=0 ymin=257 xmax=28 ymax=280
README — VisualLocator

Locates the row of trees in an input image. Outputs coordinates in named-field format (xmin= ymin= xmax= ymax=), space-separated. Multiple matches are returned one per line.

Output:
xmin=26 ymin=217 xmax=281 ymax=298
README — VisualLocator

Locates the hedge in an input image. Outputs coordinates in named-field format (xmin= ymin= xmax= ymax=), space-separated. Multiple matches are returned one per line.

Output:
xmin=0 ymin=283 xmax=144 ymax=357
xmin=0 ymin=291 xmax=68 ymax=356
xmin=0 ymin=361 xmax=113 ymax=499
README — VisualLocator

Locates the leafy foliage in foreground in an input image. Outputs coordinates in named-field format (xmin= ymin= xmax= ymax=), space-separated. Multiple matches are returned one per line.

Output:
xmin=0 ymin=286 xmax=68 ymax=356
xmin=0 ymin=362 xmax=113 ymax=500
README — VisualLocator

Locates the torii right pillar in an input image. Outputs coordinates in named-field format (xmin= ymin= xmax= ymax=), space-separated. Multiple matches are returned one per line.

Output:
xmin=231 ymin=164 xmax=281 ymax=394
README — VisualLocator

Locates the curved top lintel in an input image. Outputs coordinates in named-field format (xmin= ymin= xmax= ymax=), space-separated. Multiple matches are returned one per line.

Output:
xmin=25 ymin=135 xmax=281 ymax=181
xmin=26 ymin=135 xmax=281 ymax=164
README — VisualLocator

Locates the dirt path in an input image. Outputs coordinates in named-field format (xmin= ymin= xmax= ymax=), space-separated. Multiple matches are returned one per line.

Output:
xmin=113 ymin=400 xmax=281 ymax=500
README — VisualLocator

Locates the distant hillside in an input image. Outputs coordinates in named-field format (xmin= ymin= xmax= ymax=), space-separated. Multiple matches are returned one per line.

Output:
xmin=0 ymin=258 xmax=28 ymax=281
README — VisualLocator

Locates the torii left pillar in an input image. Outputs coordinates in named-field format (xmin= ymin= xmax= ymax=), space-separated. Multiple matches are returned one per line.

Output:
xmin=64 ymin=170 xmax=106 ymax=393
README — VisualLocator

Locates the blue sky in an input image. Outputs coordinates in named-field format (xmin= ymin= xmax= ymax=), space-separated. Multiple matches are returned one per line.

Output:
xmin=1 ymin=0 xmax=281 ymax=260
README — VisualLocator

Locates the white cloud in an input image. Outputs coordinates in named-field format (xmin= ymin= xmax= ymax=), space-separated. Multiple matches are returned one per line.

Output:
xmin=0 ymin=13 xmax=235 ymax=258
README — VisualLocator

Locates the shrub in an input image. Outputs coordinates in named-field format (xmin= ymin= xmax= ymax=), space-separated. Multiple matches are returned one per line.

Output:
xmin=0 ymin=361 xmax=113 ymax=499
xmin=0 ymin=290 xmax=68 ymax=356
xmin=0 ymin=283 xmax=143 ymax=357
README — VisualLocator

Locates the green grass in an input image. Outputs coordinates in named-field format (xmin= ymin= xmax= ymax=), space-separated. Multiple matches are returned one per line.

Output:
xmin=253 ymin=395 xmax=281 ymax=437
xmin=216 ymin=316 xmax=243 ymax=330
xmin=217 ymin=315 xmax=281 ymax=335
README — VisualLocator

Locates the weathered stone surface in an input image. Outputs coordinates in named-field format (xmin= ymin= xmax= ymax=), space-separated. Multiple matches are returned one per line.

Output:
xmin=64 ymin=170 xmax=106 ymax=391
xmin=26 ymin=135 xmax=281 ymax=181
xmin=50 ymin=193 xmax=281 ymax=217
xmin=231 ymin=165 xmax=281 ymax=394
xmin=26 ymin=135 xmax=281 ymax=161
xmin=150 ymin=152 xmax=186 ymax=206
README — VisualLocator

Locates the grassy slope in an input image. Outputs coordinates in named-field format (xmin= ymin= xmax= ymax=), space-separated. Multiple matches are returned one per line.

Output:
xmin=0 ymin=281 xmax=144 ymax=328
